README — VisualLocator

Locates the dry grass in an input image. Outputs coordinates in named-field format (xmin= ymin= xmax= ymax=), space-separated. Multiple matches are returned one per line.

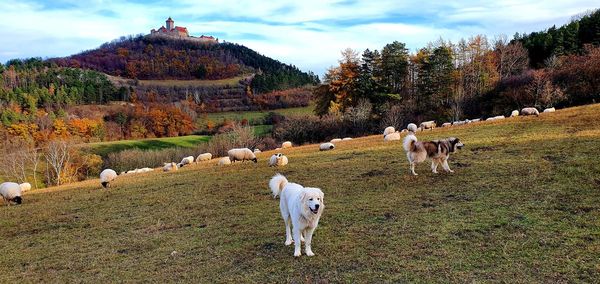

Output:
xmin=1 ymin=104 xmax=599 ymax=282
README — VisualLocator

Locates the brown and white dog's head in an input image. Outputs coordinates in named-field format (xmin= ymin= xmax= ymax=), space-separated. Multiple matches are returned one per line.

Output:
xmin=301 ymin=188 xmax=325 ymax=216
xmin=447 ymin=137 xmax=464 ymax=152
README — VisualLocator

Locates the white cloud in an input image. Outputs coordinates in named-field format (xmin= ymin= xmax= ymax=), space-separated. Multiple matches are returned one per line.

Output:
xmin=0 ymin=0 xmax=597 ymax=76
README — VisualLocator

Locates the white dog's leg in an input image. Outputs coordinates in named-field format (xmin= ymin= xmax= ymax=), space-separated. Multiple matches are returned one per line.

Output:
xmin=443 ymin=158 xmax=454 ymax=173
xmin=284 ymin=216 xmax=293 ymax=246
xmin=300 ymin=230 xmax=305 ymax=242
xmin=410 ymin=162 xmax=418 ymax=176
xmin=431 ymin=159 xmax=439 ymax=174
xmin=293 ymin=228 xmax=302 ymax=257
xmin=304 ymin=227 xmax=316 ymax=256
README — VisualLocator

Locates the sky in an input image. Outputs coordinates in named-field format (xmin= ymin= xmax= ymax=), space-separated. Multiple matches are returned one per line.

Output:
xmin=0 ymin=0 xmax=597 ymax=76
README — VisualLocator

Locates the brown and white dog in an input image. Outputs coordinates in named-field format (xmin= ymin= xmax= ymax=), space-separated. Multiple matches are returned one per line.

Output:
xmin=402 ymin=134 xmax=464 ymax=175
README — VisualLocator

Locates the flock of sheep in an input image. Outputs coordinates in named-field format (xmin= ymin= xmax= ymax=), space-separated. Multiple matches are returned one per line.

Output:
xmin=1 ymin=106 xmax=557 ymax=205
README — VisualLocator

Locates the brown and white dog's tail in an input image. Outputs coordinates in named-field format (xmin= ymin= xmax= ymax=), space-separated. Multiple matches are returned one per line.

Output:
xmin=269 ymin=173 xmax=288 ymax=198
xmin=403 ymin=134 xmax=418 ymax=152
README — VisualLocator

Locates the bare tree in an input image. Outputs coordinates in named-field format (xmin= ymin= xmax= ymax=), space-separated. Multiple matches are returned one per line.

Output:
xmin=0 ymin=139 xmax=31 ymax=183
xmin=44 ymin=140 xmax=72 ymax=186
xmin=494 ymin=36 xmax=530 ymax=79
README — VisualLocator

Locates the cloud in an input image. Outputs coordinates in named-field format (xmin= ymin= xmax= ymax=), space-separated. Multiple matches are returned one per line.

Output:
xmin=0 ymin=0 xmax=597 ymax=76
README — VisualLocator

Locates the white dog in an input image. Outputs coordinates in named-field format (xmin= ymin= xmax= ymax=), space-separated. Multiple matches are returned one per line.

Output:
xmin=269 ymin=174 xmax=325 ymax=257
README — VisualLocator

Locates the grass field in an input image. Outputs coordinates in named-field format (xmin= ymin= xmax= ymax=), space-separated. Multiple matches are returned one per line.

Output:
xmin=202 ymin=104 xmax=315 ymax=123
xmin=84 ymin=135 xmax=210 ymax=156
xmin=2 ymin=104 xmax=599 ymax=282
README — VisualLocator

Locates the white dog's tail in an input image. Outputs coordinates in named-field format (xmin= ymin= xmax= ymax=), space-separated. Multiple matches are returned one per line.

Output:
xmin=269 ymin=173 xmax=288 ymax=198
xmin=403 ymin=134 xmax=418 ymax=152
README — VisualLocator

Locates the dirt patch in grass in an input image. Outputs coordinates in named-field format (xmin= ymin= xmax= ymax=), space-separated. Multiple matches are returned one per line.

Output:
xmin=360 ymin=169 xmax=386 ymax=177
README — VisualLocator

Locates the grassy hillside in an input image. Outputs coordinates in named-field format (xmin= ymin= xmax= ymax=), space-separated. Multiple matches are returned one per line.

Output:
xmin=203 ymin=104 xmax=314 ymax=122
xmin=1 ymin=104 xmax=599 ymax=282
xmin=84 ymin=135 xmax=210 ymax=156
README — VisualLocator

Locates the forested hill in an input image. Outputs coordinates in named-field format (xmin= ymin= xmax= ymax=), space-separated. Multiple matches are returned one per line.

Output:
xmin=50 ymin=35 xmax=319 ymax=93
xmin=516 ymin=9 xmax=600 ymax=68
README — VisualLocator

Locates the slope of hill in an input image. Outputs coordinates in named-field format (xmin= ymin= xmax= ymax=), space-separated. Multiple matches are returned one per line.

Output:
xmin=1 ymin=104 xmax=598 ymax=282
xmin=51 ymin=35 xmax=319 ymax=93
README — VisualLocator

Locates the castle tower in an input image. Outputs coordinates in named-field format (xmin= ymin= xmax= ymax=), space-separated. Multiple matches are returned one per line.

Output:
xmin=166 ymin=17 xmax=174 ymax=30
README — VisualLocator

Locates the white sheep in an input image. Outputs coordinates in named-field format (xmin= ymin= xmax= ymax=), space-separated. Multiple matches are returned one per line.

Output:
xmin=178 ymin=156 xmax=195 ymax=167
xmin=100 ymin=169 xmax=118 ymax=188
xmin=228 ymin=148 xmax=258 ymax=163
xmin=218 ymin=157 xmax=231 ymax=166
xmin=453 ymin=120 xmax=466 ymax=126
xmin=319 ymin=142 xmax=335 ymax=151
xmin=543 ymin=107 xmax=556 ymax=113
xmin=253 ymin=149 xmax=261 ymax=153
xmin=420 ymin=121 xmax=436 ymax=131
xmin=196 ymin=153 xmax=212 ymax=163
xmin=407 ymin=123 xmax=418 ymax=133
xmin=442 ymin=122 xmax=452 ymax=127
xmin=383 ymin=126 xmax=395 ymax=136
xmin=342 ymin=137 xmax=353 ymax=141
xmin=470 ymin=118 xmax=481 ymax=123
xmin=163 ymin=162 xmax=178 ymax=172
xmin=510 ymin=110 xmax=519 ymax=117
xmin=19 ymin=182 xmax=31 ymax=192
xmin=282 ymin=141 xmax=293 ymax=149
xmin=486 ymin=115 xmax=505 ymax=121
xmin=268 ymin=153 xmax=289 ymax=167
xmin=330 ymin=138 xmax=342 ymax=143
xmin=384 ymin=132 xmax=401 ymax=141
xmin=0 ymin=182 xmax=23 ymax=205
xmin=138 ymin=167 xmax=153 ymax=173
xmin=521 ymin=107 xmax=540 ymax=116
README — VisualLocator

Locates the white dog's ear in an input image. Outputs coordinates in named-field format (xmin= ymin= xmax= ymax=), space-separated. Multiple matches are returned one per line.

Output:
xmin=300 ymin=191 xmax=309 ymax=204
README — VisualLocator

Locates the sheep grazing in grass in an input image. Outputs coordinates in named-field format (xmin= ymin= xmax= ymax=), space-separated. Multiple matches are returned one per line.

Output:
xmin=521 ymin=107 xmax=540 ymax=116
xmin=407 ymin=123 xmax=418 ymax=133
xmin=282 ymin=141 xmax=293 ymax=149
xmin=420 ymin=121 xmax=436 ymax=131
xmin=383 ymin=126 xmax=395 ymax=136
xmin=269 ymin=153 xmax=289 ymax=167
xmin=99 ymin=169 xmax=118 ymax=188
xmin=330 ymin=138 xmax=342 ymax=143
xmin=384 ymin=132 xmax=401 ymax=141
xmin=19 ymin=182 xmax=32 ymax=192
xmin=138 ymin=168 xmax=153 ymax=173
xmin=319 ymin=142 xmax=335 ymax=151
xmin=163 ymin=162 xmax=178 ymax=172
xmin=178 ymin=156 xmax=195 ymax=167
xmin=510 ymin=110 xmax=519 ymax=117
xmin=442 ymin=122 xmax=452 ymax=127
xmin=253 ymin=149 xmax=261 ymax=153
xmin=486 ymin=115 xmax=505 ymax=121
xmin=470 ymin=118 xmax=481 ymax=123
xmin=453 ymin=121 xmax=466 ymax=126
xmin=218 ymin=157 xmax=231 ymax=166
xmin=228 ymin=148 xmax=258 ymax=163
xmin=196 ymin=153 xmax=212 ymax=163
xmin=543 ymin=107 xmax=556 ymax=113
xmin=342 ymin=137 xmax=352 ymax=141
xmin=0 ymin=182 xmax=23 ymax=205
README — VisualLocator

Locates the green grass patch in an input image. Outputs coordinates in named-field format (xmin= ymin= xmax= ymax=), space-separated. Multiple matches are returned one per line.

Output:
xmin=84 ymin=135 xmax=210 ymax=157
xmin=2 ymin=104 xmax=600 ymax=282
xmin=202 ymin=104 xmax=315 ymax=123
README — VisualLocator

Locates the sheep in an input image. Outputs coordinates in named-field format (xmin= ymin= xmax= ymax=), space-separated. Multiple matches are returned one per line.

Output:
xmin=521 ymin=107 xmax=540 ymax=116
xmin=486 ymin=115 xmax=505 ymax=121
xmin=470 ymin=118 xmax=481 ymax=123
xmin=384 ymin=132 xmax=401 ymax=141
xmin=196 ymin=153 xmax=212 ymax=163
xmin=19 ymin=182 xmax=32 ymax=192
xmin=99 ymin=169 xmax=118 ymax=188
xmin=543 ymin=107 xmax=556 ymax=113
xmin=383 ymin=126 xmax=395 ymax=136
xmin=0 ymin=182 xmax=23 ymax=205
xmin=330 ymin=138 xmax=342 ymax=143
xmin=510 ymin=110 xmax=519 ymax=117
xmin=420 ymin=121 xmax=436 ymax=131
xmin=319 ymin=142 xmax=335 ymax=151
xmin=163 ymin=162 xmax=178 ymax=172
xmin=400 ymin=129 xmax=408 ymax=133
xmin=442 ymin=122 xmax=452 ymax=127
xmin=282 ymin=141 xmax=293 ymax=149
xmin=253 ymin=149 xmax=261 ymax=153
xmin=138 ymin=167 xmax=153 ymax=173
xmin=453 ymin=120 xmax=466 ymax=126
xmin=407 ymin=123 xmax=418 ymax=133
xmin=178 ymin=156 xmax=195 ymax=168
xmin=268 ymin=153 xmax=289 ymax=167
xmin=218 ymin=157 xmax=231 ymax=166
xmin=342 ymin=137 xmax=353 ymax=141
xmin=228 ymin=148 xmax=258 ymax=163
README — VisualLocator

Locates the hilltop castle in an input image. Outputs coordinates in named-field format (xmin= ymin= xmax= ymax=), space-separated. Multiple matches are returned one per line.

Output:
xmin=150 ymin=17 xmax=218 ymax=43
